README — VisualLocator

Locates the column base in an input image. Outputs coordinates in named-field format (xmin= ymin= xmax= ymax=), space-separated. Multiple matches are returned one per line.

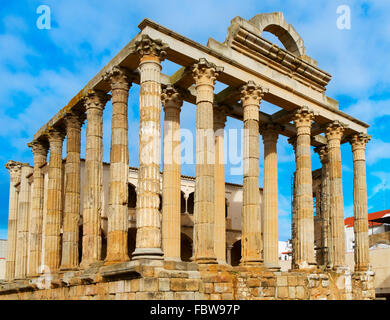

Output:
xmin=264 ymin=262 xmax=281 ymax=271
xmin=132 ymin=248 xmax=164 ymax=260
xmin=240 ymin=258 xmax=264 ymax=266
xmin=59 ymin=265 xmax=79 ymax=272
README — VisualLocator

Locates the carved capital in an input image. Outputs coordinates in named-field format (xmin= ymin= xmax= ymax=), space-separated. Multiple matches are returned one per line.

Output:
xmin=28 ymin=139 xmax=49 ymax=157
xmin=213 ymin=104 xmax=227 ymax=129
xmin=292 ymin=106 xmax=315 ymax=129
xmin=134 ymin=34 xmax=168 ymax=61
xmin=240 ymin=81 xmax=268 ymax=106
xmin=83 ymin=90 xmax=111 ymax=112
xmin=325 ymin=121 xmax=346 ymax=142
xmin=65 ymin=110 xmax=85 ymax=130
xmin=314 ymin=145 xmax=328 ymax=164
xmin=161 ymin=85 xmax=184 ymax=111
xmin=103 ymin=66 xmax=134 ymax=91
xmin=192 ymin=58 xmax=223 ymax=87
xmin=5 ymin=160 xmax=24 ymax=180
xmin=349 ymin=133 xmax=371 ymax=151
xmin=260 ymin=123 xmax=282 ymax=143
xmin=47 ymin=127 xmax=66 ymax=143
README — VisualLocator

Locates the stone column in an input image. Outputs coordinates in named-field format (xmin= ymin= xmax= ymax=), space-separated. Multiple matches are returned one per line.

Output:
xmin=240 ymin=81 xmax=266 ymax=265
xmin=349 ymin=133 xmax=371 ymax=272
xmin=104 ymin=66 xmax=133 ymax=265
xmin=81 ymin=90 xmax=111 ymax=268
xmin=261 ymin=124 xmax=280 ymax=270
xmin=4 ymin=161 xmax=23 ymax=281
xmin=27 ymin=140 xmax=49 ymax=277
xmin=132 ymin=35 xmax=167 ymax=260
xmin=43 ymin=128 xmax=65 ymax=273
xmin=161 ymin=85 xmax=183 ymax=261
xmin=291 ymin=107 xmax=316 ymax=269
xmin=214 ymin=105 xmax=227 ymax=264
xmin=192 ymin=58 xmax=222 ymax=264
xmin=325 ymin=121 xmax=346 ymax=269
xmin=15 ymin=165 xmax=33 ymax=279
xmin=315 ymin=146 xmax=332 ymax=269
xmin=60 ymin=112 xmax=84 ymax=270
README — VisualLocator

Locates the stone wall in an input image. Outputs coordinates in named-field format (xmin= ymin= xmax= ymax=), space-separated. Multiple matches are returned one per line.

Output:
xmin=0 ymin=261 xmax=374 ymax=300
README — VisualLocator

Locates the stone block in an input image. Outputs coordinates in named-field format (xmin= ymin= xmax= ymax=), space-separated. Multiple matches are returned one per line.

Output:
xmin=143 ymin=278 xmax=158 ymax=292
xmin=202 ymin=282 xmax=214 ymax=293
xmin=210 ymin=293 xmax=222 ymax=300
xmin=170 ymin=278 xmax=186 ymax=291
xmin=277 ymin=287 xmax=288 ymax=299
xmin=288 ymin=286 xmax=296 ymax=299
xmin=214 ymin=282 xmax=233 ymax=293
xmin=158 ymin=278 xmax=170 ymax=292
xmin=276 ymin=276 xmax=288 ymax=287
xmin=185 ymin=279 xmax=199 ymax=291
xmin=247 ymin=278 xmax=260 ymax=287
xmin=287 ymin=276 xmax=298 ymax=286
xmin=175 ymin=292 xmax=195 ymax=300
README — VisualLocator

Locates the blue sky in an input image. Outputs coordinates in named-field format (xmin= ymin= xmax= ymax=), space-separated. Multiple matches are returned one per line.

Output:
xmin=1 ymin=0 xmax=390 ymax=241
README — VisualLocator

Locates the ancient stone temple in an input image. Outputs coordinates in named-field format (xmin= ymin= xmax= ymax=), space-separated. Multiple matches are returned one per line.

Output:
xmin=0 ymin=12 xmax=375 ymax=300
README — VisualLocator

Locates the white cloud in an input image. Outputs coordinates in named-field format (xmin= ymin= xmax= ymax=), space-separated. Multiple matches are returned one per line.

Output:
xmin=343 ymin=99 xmax=390 ymax=124
xmin=366 ymin=139 xmax=390 ymax=165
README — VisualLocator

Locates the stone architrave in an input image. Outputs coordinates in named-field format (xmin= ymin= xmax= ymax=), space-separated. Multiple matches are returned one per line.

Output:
xmin=60 ymin=112 xmax=84 ymax=270
xmin=325 ymin=121 xmax=346 ymax=269
xmin=27 ymin=140 xmax=49 ymax=276
xmin=104 ymin=66 xmax=133 ymax=265
xmin=4 ymin=161 xmax=23 ymax=281
xmin=192 ymin=58 xmax=222 ymax=264
xmin=349 ymin=133 xmax=371 ymax=272
xmin=240 ymin=81 xmax=267 ymax=265
xmin=291 ymin=107 xmax=316 ymax=269
xmin=132 ymin=35 xmax=168 ymax=260
xmin=161 ymin=85 xmax=183 ymax=261
xmin=81 ymin=90 xmax=111 ymax=268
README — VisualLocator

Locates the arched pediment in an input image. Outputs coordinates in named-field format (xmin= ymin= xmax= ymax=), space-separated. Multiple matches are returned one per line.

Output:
xmin=249 ymin=12 xmax=306 ymax=57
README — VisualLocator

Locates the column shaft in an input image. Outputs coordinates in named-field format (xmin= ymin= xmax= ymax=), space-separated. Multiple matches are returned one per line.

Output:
xmin=104 ymin=66 xmax=132 ymax=264
xmin=61 ymin=113 xmax=83 ymax=270
xmin=240 ymin=81 xmax=266 ymax=265
xmin=132 ymin=35 xmax=167 ymax=260
xmin=192 ymin=58 xmax=221 ymax=264
xmin=81 ymin=90 xmax=110 ymax=267
xmin=214 ymin=106 xmax=226 ymax=263
xmin=261 ymin=125 xmax=280 ymax=269
xmin=27 ymin=141 xmax=48 ymax=276
xmin=5 ymin=161 xmax=23 ymax=281
xmin=43 ymin=129 xmax=65 ymax=273
xmin=292 ymin=107 xmax=316 ymax=269
xmin=350 ymin=133 xmax=371 ymax=272
xmin=325 ymin=122 xmax=346 ymax=268
xmin=162 ymin=86 xmax=183 ymax=261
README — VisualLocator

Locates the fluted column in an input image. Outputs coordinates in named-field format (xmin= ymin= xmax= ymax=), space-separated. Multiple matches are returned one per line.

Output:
xmin=60 ymin=112 xmax=84 ymax=270
xmin=314 ymin=146 xmax=332 ymax=269
xmin=81 ymin=90 xmax=110 ymax=268
xmin=104 ymin=66 xmax=133 ymax=265
xmin=132 ymin=35 xmax=167 ymax=260
xmin=192 ymin=58 xmax=222 ymax=264
xmin=349 ymin=133 xmax=371 ymax=272
xmin=325 ymin=121 xmax=346 ymax=269
xmin=291 ymin=107 xmax=316 ymax=269
xmin=4 ymin=161 xmax=23 ymax=281
xmin=42 ymin=128 xmax=65 ymax=273
xmin=240 ymin=81 xmax=267 ymax=265
xmin=15 ymin=165 xmax=33 ymax=279
xmin=161 ymin=85 xmax=183 ymax=261
xmin=261 ymin=124 xmax=280 ymax=270
xmin=214 ymin=105 xmax=227 ymax=264
xmin=27 ymin=140 xmax=48 ymax=277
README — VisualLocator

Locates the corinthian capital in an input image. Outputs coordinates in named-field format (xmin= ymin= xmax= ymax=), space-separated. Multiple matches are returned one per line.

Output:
xmin=349 ymin=132 xmax=371 ymax=151
xmin=292 ymin=106 xmax=315 ymax=128
xmin=314 ymin=145 xmax=328 ymax=164
xmin=213 ymin=104 xmax=227 ymax=129
xmin=47 ymin=126 xmax=66 ymax=143
xmin=134 ymin=34 xmax=168 ymax=61
xmin=5 ymin=160 xmax=24 ymax=181
xmin=325 ymin=121 xmax=346 ymax=141
xmin=260 ymin=123 xmax=282 ymax=143
xmin=192 ymin=58 xmax=223 ymax=86
xmin=240 ymin=81 xmax=268 ymax=106
xmin=64 ymin=110 xmax=85 ymax=130
xmin=103 ymin=66 xmax=134 ymax=90
xmin=28 ymin=139 xmax=49 ymax=157
xmin=83 ymin=90 xmax=111 ymax=111
xmin=161 ymin=85 xmax=185 ymax=111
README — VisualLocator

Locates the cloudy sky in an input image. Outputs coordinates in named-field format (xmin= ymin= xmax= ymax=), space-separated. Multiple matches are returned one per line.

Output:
xmin=0 ymin=0 xmax=389 ymax=241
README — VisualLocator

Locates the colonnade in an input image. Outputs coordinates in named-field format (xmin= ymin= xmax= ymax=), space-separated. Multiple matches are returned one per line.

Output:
xmin=4 ymin=35 xmax=371 ymax=281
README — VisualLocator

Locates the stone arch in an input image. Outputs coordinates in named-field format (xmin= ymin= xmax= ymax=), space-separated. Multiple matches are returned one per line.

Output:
xmin=249 ymin=12 xmax=306 ymax=57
